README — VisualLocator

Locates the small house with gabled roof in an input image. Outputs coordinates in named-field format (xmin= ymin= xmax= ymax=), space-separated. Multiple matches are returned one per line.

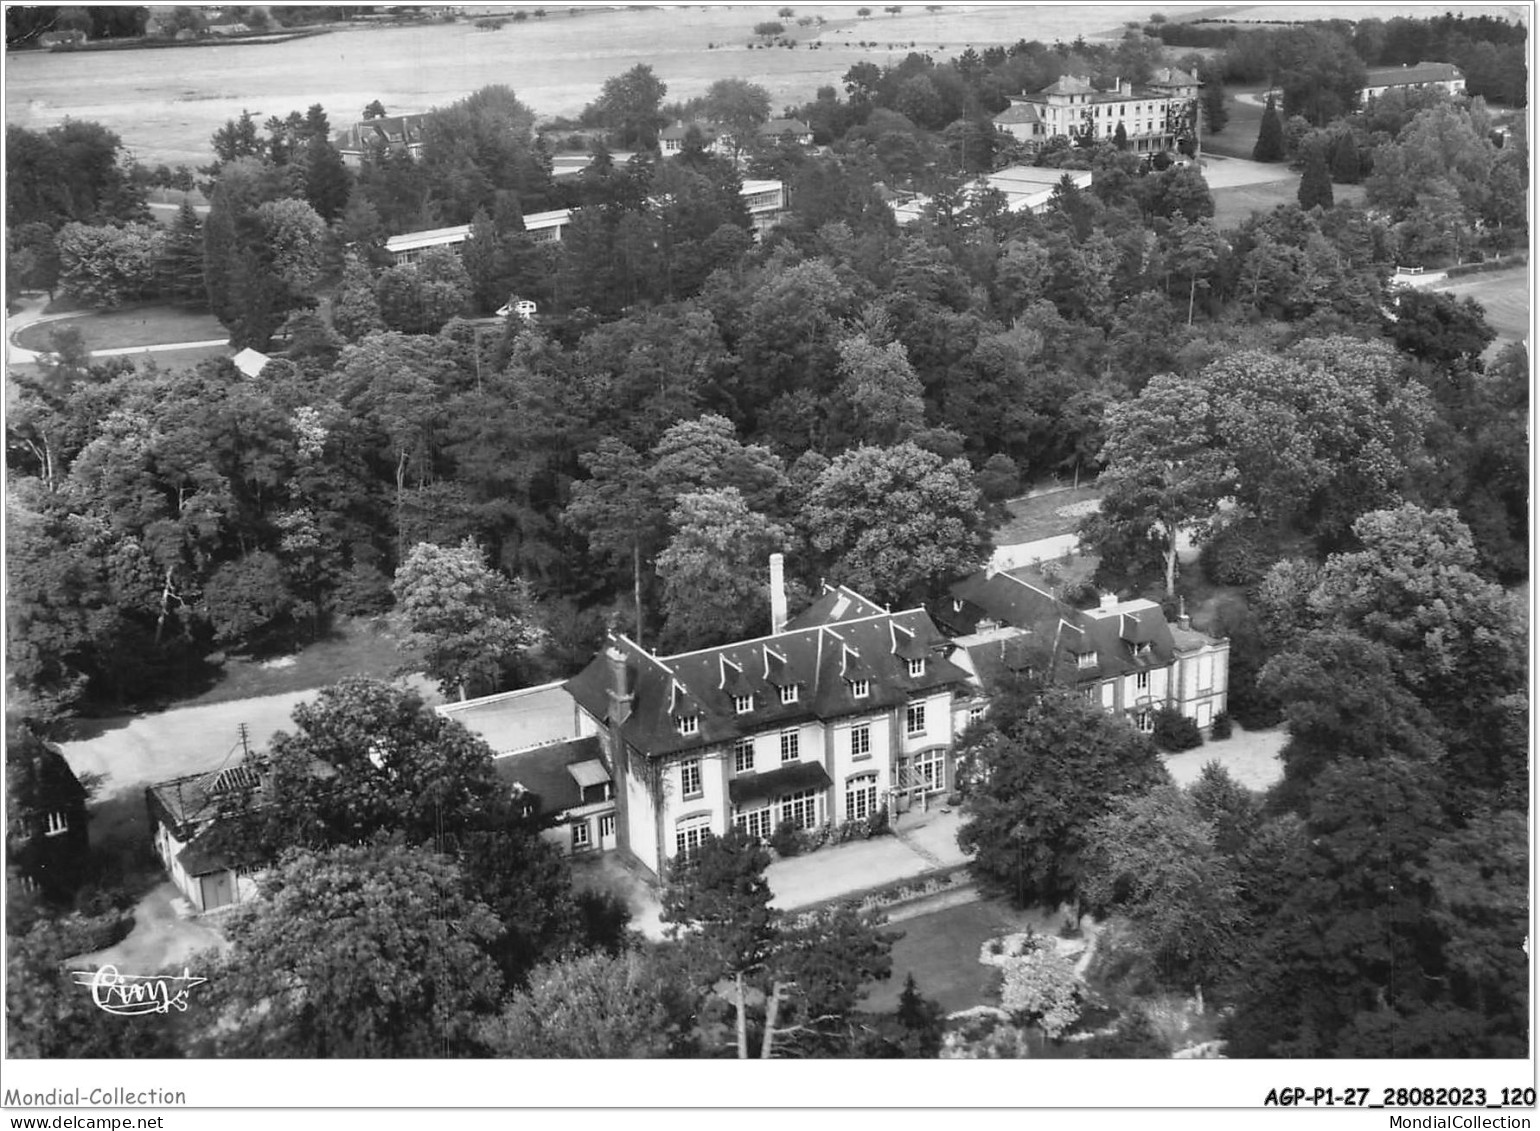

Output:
xmin=145 ymin=760 xmax=266 ymax=913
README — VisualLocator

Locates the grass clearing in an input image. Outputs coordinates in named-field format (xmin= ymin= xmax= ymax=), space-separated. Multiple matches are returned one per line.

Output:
xmin=1430 ymin=266 xmax=1530 ymax=345
xmin=1211 ymin=178 xmax=1367 ymax=229
xmin=862 ymin=897 xmax=1061 ymax=1016
xmin=178 ymin=616 xmax=417 ymax=709
xmin=993 ymin=486 xmax=1102 ymax=545
xmin=18 ymin=305 xmax=227 ymax=351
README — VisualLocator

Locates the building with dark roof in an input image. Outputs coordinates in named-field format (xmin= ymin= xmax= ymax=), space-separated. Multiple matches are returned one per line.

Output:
xmin=437 ymin=681 xmax=614 ymax=855
xmin=6 ymin=728 xmax=90 ymax=901
xmin=334 ymin=114 xmax=429 ymax=167
xmin=995 ymin=69 xmax=1200 ymax=156
xmin=1361 ymin=61 xmax=1466 ymax=104
xmin=565 ymin=558 xmax=971 ymax=880
xmin=938 ymin=565 xmax=1229 ymax=736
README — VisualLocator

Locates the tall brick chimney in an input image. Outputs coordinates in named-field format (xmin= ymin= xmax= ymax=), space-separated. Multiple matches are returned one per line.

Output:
xmin=770 ymin=553 xmax=788 ymax=635
xmin=605 ymin=640 xmax=632 ymax=727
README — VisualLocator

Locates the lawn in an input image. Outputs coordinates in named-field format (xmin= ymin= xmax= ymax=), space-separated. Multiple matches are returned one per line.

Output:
xmin=17 ymin=304 xmax=227 ymax=352
xmin=992 ymin=486 xmax=1103 ymax=546
xmin=1430 ymin=266 xmax=1530 ymax=346
xmin=1211 ymin=178 xmax=1367 ymax=229
xmin=861 ymin=897 xmax=1060 ymax=1016
xmin=178 ymin=615 xmax=420 ymax=709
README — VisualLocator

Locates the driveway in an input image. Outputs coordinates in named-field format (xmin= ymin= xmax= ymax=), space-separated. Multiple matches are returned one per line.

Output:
xmin=60 ymin=691 xmax=319 ymax=798
xmin=70 ymin=882 xmax=229 ymax=973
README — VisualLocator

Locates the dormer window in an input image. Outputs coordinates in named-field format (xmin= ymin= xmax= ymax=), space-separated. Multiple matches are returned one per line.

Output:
xmin=850 ymin=679 xmax=870 ymax=699
xmin=676 ymin=714 xmax=699 ymax=736
xmin=44 ymin=811 xmax=69 ymax=837
xmin=907 ymin=657 xmax=925 ymax=678
xmin=1076 ymin=651 xmax=1098 ymax=670
xmin=1133 ymin=641 xmax=1152 ymax=658
xmin=733 ymin=694 xmax=754 ymax=715
xmin=779 ymin=684 xmax=798 ymax=705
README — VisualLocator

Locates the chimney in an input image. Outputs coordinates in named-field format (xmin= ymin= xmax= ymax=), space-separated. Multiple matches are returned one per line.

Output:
xmin=770 ymin=553 xmax=788 ymax=635
xmin=604 ymin=639 xmax=632 ymax=727
xmin=1177 ymin=595 xmax=1191 ymax=632
xmin=1098 ymin=591 xmax=1118 ymax=612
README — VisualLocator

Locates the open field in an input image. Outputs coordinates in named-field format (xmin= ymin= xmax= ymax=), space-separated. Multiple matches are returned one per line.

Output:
xmin=16 ymin=305 xmax=227 ymax=352
xmin=1430 ymin=266 xmax=1530 ymax=347
xmin=7 ymin=5 xmax=1140 ymax=167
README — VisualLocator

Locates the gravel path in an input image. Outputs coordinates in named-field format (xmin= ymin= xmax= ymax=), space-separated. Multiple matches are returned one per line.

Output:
xmin=1163 ymin=722 xmax=1286 ymax=791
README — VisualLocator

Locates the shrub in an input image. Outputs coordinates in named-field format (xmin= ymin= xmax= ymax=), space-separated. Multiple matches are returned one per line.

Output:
xmin=864 ymin=806 xmax=890 ymax=838
xmin=770 ymin=819 xmax=803 ymax=857
xmin=1152 ymin=706 xmax=1203 ymax=752
xmin=1208 ymin=711 xmax=1233 ymax=740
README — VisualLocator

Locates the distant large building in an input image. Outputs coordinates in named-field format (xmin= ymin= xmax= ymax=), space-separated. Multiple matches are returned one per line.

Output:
xmin=890 ymin=165 xmax=1094 ymax=226
xmin=994 ymin=68 xmax=1201 ymax=156
xmin=334 ymin=114 xmax=429 ymax=167
xmin=1360 ymin=61 xmax=1466 ymax=104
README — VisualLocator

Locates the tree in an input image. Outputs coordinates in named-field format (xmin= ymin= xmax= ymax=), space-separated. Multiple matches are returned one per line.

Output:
xmin=660 ymin=829 xmax=893 ymax=1057
xmin=302 ymin=133 xmax=352 ymax=222
xmin=1081 ymin=785 xmax=1244 ymax=988
xmin=226 ymin=678 xmax=515 ymax=860
xmin=702 ymin=78 xmax=772 ymax=159
xmin=660 ymin=828 xmax=777 ymax=1059
xmin=804 ymin=442 xmax=989 ymax=606
xmin=1253 ymin=93 xmax=1285 ymax=162
xmin=479 ymin=950 xmax=672 ymax=1057
xmin=656 ymin=489 xmax=788 ymax=651
xmin=1297 ymin=139 xmax=1334 ymax=210
xmin=211 ymin=843 xmax=503 ymax=1057
xmin=330 ymin=254 xmax=385 ymax=342
xmin=564 ymin=439 xmax=663 ymax=642
xmin=376 ymin=246 xmax=472 ymax=334
xmin=392 ymin=538 xmax=544 ymax=700
xmin=1198 ymin=61 xmax=1228 ymax=134
xmin=162 ymin=200 xmax=206 ymax=306
xmin=956 ymin=686 xmax=1170 ymax=908
xmin=1386 ymin=289 xmax=1495 ymax=367
xmin=54 ymin=222 xmax=163 ymax=307
xmin=832 ymin=333 xmax=926 ymax=446
xmin=1078 ymin=372 xmax=1225 ymax=597
xmin=593 ymin=64 xmax=668 ymax=150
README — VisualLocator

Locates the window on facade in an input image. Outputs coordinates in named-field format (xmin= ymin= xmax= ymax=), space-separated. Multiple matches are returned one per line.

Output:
xmin=906 ymin=703 xmax=926 ymax=737
xmin=906 ymin=657 xmax=925 ymax=678
xmin=44 ymin=811 xmax=68 ymax=837
xmin=779 ymin=684 xmax=799 ymax=705
xmin=734 ymin=804 xmax=774 ymax=842
xmin=598 ymin=814 xmax=616 ymax=840
xmin=1136 ymin=710 xmax=1155 ymax=733
xmin=1135 ymin=671 xmax=1151 ymax=693
xmin=733 ymin=694 xmax=753 ymax=715
xmin=780 ymin=730 xmax=800 ymax=763
xmin=915 ymin=748 xmax=946 ymax=792
xmin=850 ymin=678 xmax=870 ymax=698
xmin=675 ymin=816 xmax=710 ymax=860
xmin=1134 ymin=641 xmax=1152 ymax=657
xmin=1081 ymin=686 xmax=1096 ymax=703
xmin=1076 ymin=651 xmax=1098 ymax=670
xmin=734 ymin=738 xmax=755 ymax=774
xmin=846 ymin=773 xmax=879 ymax=821
xmin=1198 ymin=654 xmax=1214 ymax=691
xmin=572 ymin=820 xmax=592 ymax=849
xmin=968 ymin=704 xmax=987 ymax=726
xmin=676 ymin=714 xmax=698 ymax=736
xmin=851 ymin=723 xmax=872 ymax=760
xmin=779 ymin=788 xmax=820 ymax=830
xmin=680 ymin=758 xmax=703 ymax=799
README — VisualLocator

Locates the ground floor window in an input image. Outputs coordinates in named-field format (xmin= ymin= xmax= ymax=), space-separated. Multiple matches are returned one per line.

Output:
xmin=778 ymin=788 xmax=821 ymax=830
xmin=675 ymin=814 xmax=711 ymax=860
xmin=734 ymin=804 xmax=774 ymax=842
xmin=914 ymin=747 xmax=947 ymax=793
xmin=1135 ymin=709 xmax=1155 ymax=733
xmin=572 ymin=820 xmax=591 ymax=849
xmin=845 ymin=773 xmax=878 ymax=821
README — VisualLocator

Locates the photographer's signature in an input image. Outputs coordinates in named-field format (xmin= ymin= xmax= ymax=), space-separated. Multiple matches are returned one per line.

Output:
xmin=69 ymin=966 xmax=207 ymax=1015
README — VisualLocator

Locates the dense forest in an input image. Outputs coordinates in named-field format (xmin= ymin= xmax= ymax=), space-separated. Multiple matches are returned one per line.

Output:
xmin=4 ymin=12 xmax=1530 ymax=1060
